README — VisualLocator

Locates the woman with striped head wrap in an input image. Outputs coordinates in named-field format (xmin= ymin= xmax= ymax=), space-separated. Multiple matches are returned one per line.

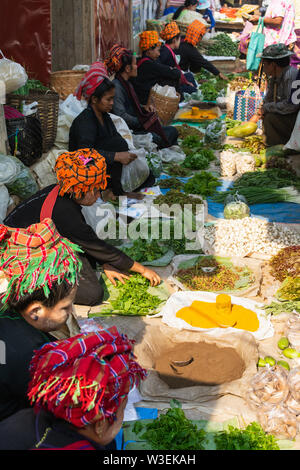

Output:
xmin=0 ymin=218 xmax=83 ymax=421
xmin=158 ymin=21 xmax=198 ymax=96
xmin=4 ymin=149 xmax=160 ymax=308
xmin=178 ymin=20 xmax=227 ymax=79
xmin=105 ymin=44 xmax=178 ymax=149
xmin=130 ymin=30 xmax=181 ymax=105
xmin=0 ymin=326 xmax=147 ymax=449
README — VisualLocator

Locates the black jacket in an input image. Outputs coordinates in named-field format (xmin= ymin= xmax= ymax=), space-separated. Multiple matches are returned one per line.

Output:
xmin=178 ymin=41 xmax=220 ymax=76
xmin=0 ymin=316 xmax=54 ymax=421
xmin=4 ymin=184 xmax=133 ymax=273
xmin=131 ymin=56 xmax=181 ymax=105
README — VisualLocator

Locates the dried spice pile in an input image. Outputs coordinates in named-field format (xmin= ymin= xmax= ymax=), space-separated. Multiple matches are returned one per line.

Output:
xmin=269 ymin=246 xmax=300 ymax=282
xmin=176 ymin=257 xmax=253 ymax=292
xmin=154 ymin=189 xmax=203 ymax=213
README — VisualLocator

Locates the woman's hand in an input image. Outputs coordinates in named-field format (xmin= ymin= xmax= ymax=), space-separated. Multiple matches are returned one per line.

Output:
xmin=143 ymin=104 xmax=156 ymax=113
xmin=115 ymin=152 xmax=137 ymax=165
xmin=103 ymin=264 xmax=131 ymax=286
xmin=249 ymin=14 xmax=260 ymax=24
xmin=219 ymin=72 xmax=227 ymax=81
xmin=130 ymin=262 xmax=161 ymax=286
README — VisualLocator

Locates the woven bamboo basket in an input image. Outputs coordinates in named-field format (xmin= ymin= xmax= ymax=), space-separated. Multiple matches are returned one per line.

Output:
xmin=7 ymin=90 xmax=59 ymax=153
xmin=146 ymin=19 xmax=166 ymax=34
xmin=50 ymin=70 xmax=86 ymax=101
xmin=149 ymin=89 xmax=180 ymax=126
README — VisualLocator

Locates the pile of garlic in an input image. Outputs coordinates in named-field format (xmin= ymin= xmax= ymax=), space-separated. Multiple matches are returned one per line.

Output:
xmin=204 ymin=218 xmax=300 ymax=257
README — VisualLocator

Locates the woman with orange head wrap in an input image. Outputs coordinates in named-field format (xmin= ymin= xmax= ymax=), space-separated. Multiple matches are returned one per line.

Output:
xmin=4 ymin=149 xmax=161 ymax=309
xmin=178 ymin=20 xmax=227 ymax=80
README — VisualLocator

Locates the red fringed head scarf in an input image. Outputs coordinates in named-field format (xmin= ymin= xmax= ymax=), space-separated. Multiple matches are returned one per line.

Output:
xmin=55 ymin=148 xmax=108 ymax=198
xmin=75 ymin=61 xmax=109 ymax=101
xmin=27 ymin=327 xmax=147 ymax=428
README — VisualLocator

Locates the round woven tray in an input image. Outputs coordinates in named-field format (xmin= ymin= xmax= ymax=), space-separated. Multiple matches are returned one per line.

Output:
xmin=50 ymin=70 xmax=86 ymax=101
xmin=149 ymin=89 xmax=180 ymax=126
xmin=7 ymin=90 xmax=59 ymax=153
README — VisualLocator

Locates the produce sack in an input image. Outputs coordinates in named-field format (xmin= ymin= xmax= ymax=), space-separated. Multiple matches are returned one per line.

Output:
xmin=0 ymin=154 xmax=38 ymax=200
xmin=158 ymin=145 xmax=186 ymax=163
xmin=87 ymin=275 xmax=170 ymax=317
xmin=233 ymin=85 xmax=264 ymax=125
xmin=121 ymin=148 xmax=150 ymax=192
xmin=6 ymin=115 xmax=43 ymax=166
xmin=133 ymin=322 xmax=258 ymax=404
xmin=158 ymin=290 xmax=273 ymax=341
xmin=0 ymin=185 xmax=10 ymax=222
xmin=246 ymin=18 xmax=265 ymax=72
xmin=168 ymin=254 xmax=263 ymax=298
xmin=284 ymin=110 xmax=300 ymax=152
xmin=0 ymin=51 xmax=28 ymax=94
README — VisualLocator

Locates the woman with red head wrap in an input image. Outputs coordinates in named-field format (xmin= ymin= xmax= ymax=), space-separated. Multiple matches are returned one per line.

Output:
xmin=0 ymin=327 xmax=147 ymax=449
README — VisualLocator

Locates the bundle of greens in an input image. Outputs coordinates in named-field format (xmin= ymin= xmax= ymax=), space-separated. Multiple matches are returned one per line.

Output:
xmin=104 ymin=274 xmax=163 ymax=315
xmin=158 ymin=177 xmax=184 ymax=190
xmin=276 ymin=277 xmax=300 ymax=302
xmin=164 ymin=163 xmax=192 ymax=177
xmin=269 ymin=246 xmax=300 ymax=282
xmin=206 ymin=33 xmax=240 ymax=58
xmin=182 ymin=148 xmax=215 ymax=170
xmin=13 ymin=79 xmax=50 ymax=95
xmin=184 ymin=171 xmax=220 ymax=198
xmin=195 ymin=69 xmax=211 ymax=81
xmin=214 ymin=422 xmax=280 ymax=450
xmin=213 ymin=186 xmax=300 ymax=205
xmin=121 ymin=239 xmax=169 ymax=262
xmin=180 ymin=135 xmax=203 ymax=155
xmin=233 ymin=169 xmax=300 ymax=190
xmin=133 ymin=401 xmax=207 ymax=450
xmin=225 ymin=118 xmax=242 ymax=130
xmin=261 ymin=300 xmax=300 ymax=315
xmin=154 ymin=189 xmax=203 ymax=213
xmin=199 ymin=77 xmax=228 ymax=101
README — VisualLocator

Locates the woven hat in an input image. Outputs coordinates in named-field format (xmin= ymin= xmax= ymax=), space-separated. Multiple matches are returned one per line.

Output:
xmin=259 ymin=43 xmax=294 ymax=60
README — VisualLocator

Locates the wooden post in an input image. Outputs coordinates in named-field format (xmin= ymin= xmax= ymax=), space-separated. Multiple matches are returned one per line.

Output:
xmin=0 ymin=104 xmax=9 ymax=155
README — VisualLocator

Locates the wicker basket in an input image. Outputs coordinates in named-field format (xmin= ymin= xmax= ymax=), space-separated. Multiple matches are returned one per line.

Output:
xmin=146 ymin=19 xmax=166 ymax=34
xmin=7 ymin=90 xmax=59 ymax=153
xmin=149 ymin=89 xmax=180 ymax=126
xmin=50 ymin=70 xmax=86 ymax=101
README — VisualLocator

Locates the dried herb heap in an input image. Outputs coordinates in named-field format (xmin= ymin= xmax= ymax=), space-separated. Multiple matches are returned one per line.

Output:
xmin=175 ymin=123 xmax=204 ymax=140
xmin=269 ymin=246 xmax=300 ymax=282
xmin=176 ymin=257 xmax=253 ymax=292
xmin=164 ymin=163 xmax=192 ymax=177
xmin=158 ymin=177 xmax=184 ymax=190
xmin=154 ymin=189 xmax=203 ymax=213
xmin=276 ymin=277 xmax=300 ymax=302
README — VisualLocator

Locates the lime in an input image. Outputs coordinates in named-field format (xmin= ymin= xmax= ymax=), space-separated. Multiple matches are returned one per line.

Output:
xmin=277 ymin=360 xmax=290 ymax=371
xmin=264 ymin=356 xmax=276 ymax=366
xmin=277 ymin=337 xmax=289 ymax=350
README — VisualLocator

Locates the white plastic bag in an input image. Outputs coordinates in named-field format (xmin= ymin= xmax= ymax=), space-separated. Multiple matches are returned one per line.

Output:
xmin=55 ymin=95 xmax=87 ymax=148
xmin=152 ymin=84 xmax=178 ymax=98
xmin=0 ymin=185 xmax=10 ymax=222
xmin=121 ymin=148 xmax=150 ymax=193
xmin=159 ymin=145 xmax=186 ymax=163
xmin=284 ymin=109 xmax=300 ymax=152
xmin=109 ymin=113 xmax=135 ymax=150
xmin=132 ymin=133 xmax=158 ymax=153
xmin=0 ymin=50 xmax=28 ymax=94
xmin=0 ymin=155 xmax=19 ymax=184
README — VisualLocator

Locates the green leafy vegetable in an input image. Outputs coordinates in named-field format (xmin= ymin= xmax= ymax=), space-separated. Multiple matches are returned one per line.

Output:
xmin=158 ymin=177 xmax=184 ymax=189
xmin=276 ymin=277 xmax=300 ymax=301
xmin=121 ymin=239 xmax=169 ymax=262
xmin=184 ymin=171 xmax=220 ymax=198
xmin=261 ymin=300 xmax=300 ymax=315
xmin=214 ymin=422 xmax=280 ymax=450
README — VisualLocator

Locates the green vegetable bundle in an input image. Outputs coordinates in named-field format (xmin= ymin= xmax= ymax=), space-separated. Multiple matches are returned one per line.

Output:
xmin=182 ymin=148 xmax=215 ymax=170
xmin=121 ymin=239 xmax=169 ymax=262
xmin=206 ymin=33 xmax=240 ymax=58
xmin=213 ymin=186 xmax=300 ymax=205
xmin=276 ymin=277 xmax=300 ymax=301
xmin=164 ymin=163 xmax=192 ymax=177
xmin=154 ymin=189 xmax=203 ymax=213
xmin=158 ymin=177 xmax=184 ymax=189
xmin=13 ymin=79 xmax=50 ymax=95
xmin=262 ymin=300 xmax=300 ymax=315
xmin=214 ymin=422 xmax=280 ymax=450
xmin=184 ymin=171 xmax=220 ymax=198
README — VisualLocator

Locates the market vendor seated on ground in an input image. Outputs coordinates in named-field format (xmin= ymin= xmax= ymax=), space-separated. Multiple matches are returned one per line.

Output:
xmin=0 ymin=219 xmax=82 ymax=421
xmin=0 ymin=327 xmax=146 ymax=449
xmin=69 ymin=62 xmax=155 ymax=199
xmin=130 ymin=30 xmax=182 ymax=106
xmin=178 ymin=19 xmax=227 ymax=79
xmin=251 ymin=44 xmax=300 ymax=147
xmin=4 ymin=149 xmax=161 ymax=308
xmin=158 ymin=21 xmax=198 ymax=97
xmin=105 ymin=44 xmax=178 ymax=149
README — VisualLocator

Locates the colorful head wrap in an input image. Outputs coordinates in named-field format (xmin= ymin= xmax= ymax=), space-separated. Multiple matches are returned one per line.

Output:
xmin=160 ymin=21 xmax=181 ymax=42
xmin=184 ymin=20 xmax=206 ymax=46
xmin=55 ymin=148 xmax=108 ymax=199
xmin=139 ymin=30 xmax=162 ymax=52
xmin=27 ymin=327 xmax=147 ymax=428
xmin=104 ymin=44 xmax=132 ymax=75
xmin=0 ymin=219 xmax=82 ymax=310
xmin=75 ymin=61 xmax=109 ymax=101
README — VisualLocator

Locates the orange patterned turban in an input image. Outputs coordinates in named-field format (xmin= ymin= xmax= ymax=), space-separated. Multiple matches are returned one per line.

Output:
xmin=160 ymin=21 xmax=181 ymax=41
xmin=184 ymin=20 xmax=206 ymax=46
xmin=139 ymin=30 xmax=162 ymax=52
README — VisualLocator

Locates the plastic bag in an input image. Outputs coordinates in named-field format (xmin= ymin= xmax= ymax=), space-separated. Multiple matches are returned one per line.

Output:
xmin=220 ymin=150 xmax=236 ymax=177
xmin=0 ymin=154 xmax=38 ymax=200
xmin=235 ymin=152 xmax=256 ymax=175
xmin=159 ymin=145 xmax=186 ymax=163
xmin=0 ymin=185 xmax=10 ymax=222
xmin=288 ymin=367 xmax=300 ymax=403
xmin=287 ymin=314 xmax=300 ymax=349
xmin=0 ymin=50 xmax=28 ymax=94
xmin=109 ymin=113 xmax=135 ymax=151
xmin=246 ymin=366 xmax=289 ymax=410
xmin=152 ymin=84 xmax=178 ymax=98
xmin=132 ymin=133 xmax=158 ymax=153
xmin=258 ymin=404 xmax=298 ymax=440
xmin=224 ymin=193 xmax=250 ymax=220
xmin=204 ymin=119 xmax=226 ymax=145
xmin=121 ymin=148 xmax=150 ymax=193
xmin=0 ymin=154 xmax=19 ymax=184
xmin=285 ymin=393 xmax=300 ymax=415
